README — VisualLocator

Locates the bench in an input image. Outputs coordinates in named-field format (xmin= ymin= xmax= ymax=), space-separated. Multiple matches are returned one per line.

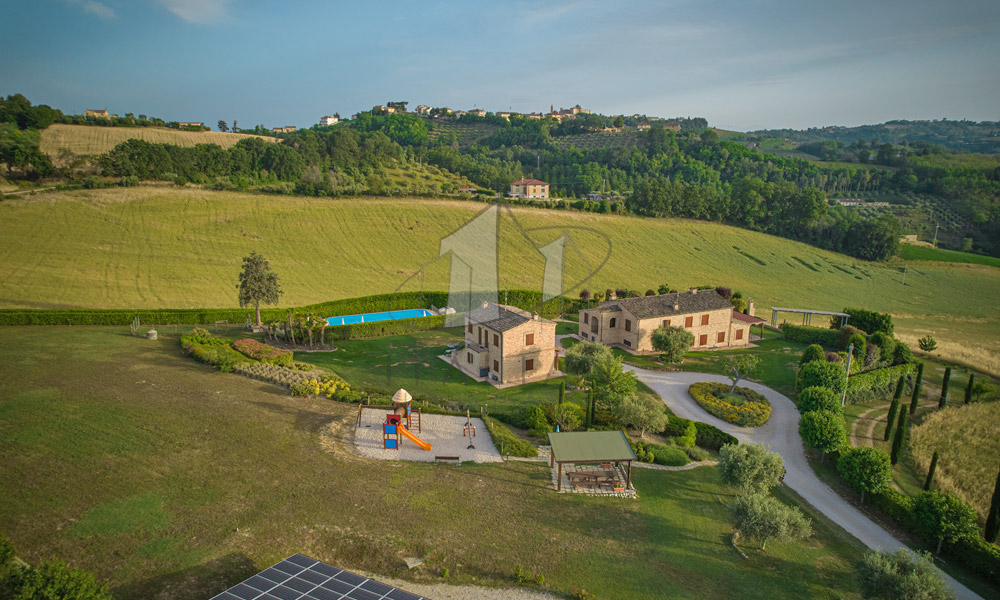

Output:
xmin=435 ymin=455 xmax=461 ymax=464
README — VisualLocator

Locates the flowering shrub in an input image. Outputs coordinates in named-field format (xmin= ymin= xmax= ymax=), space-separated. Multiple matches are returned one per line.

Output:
xmin=233 ymin=338 xmax=293 ymax=367
xmin=233 ymin=362 xmax=320 ymax=387
xmin=688 ymin=382 xmax=771 ymax=427
xmin=179 ymin=330 xmax=250 ymax=373
xmin=289 ymin=377 xmax=350 ymax=398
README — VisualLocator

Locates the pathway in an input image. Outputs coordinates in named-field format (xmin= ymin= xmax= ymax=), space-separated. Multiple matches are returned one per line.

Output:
xmin=623 ymin=365 xmax=981 ymax=600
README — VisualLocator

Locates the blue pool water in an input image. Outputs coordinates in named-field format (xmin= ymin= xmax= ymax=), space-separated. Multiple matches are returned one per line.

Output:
xmin=326 ymin=308 xmax=435 ymax=326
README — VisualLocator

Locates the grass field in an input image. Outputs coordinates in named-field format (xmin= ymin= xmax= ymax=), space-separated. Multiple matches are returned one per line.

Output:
xmin=39 ymin=123 xmax=275 ymax=157
xmin=379 ymin=162 xmax=477 ymax=193
xmin=0 ymin=326 xmax=869 ymax=599
xmin=0 ymin=187 xmax=998 ymax=374
xmin=897 ymin=242 xmax=1000 ymax=268
xmin=910 ymin=402 xmax=1000 ymax=520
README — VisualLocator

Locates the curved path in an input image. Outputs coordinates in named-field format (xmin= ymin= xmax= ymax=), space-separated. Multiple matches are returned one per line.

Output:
xmin=625 ymin=365 xmax=981 ymax=600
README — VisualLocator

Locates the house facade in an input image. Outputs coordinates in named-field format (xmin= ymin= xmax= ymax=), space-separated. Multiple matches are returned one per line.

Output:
xmin=178 ymin=121 xmax=205 ymax=128
xmin=319 ymin=115 xmax=339 ymax=126
xmin=84 ymin=109 xmax=111 ymax=119
xmin=454 ymin=302 xmax=557 ymax=386
xmin=510 ymin=178 xmax=549 ymax=199
xmin=578 ymin=289 xmax=752 ymax=353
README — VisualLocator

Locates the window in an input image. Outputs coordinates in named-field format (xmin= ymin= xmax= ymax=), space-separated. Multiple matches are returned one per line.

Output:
xmin=684 ymin=316 xmax=693 ymax=327
xmin=494 ymin=360 xmax=499 ymax=372
xmin=699 ymin=334 xmax=708 ymax=346
xmin=467 ymin=323 xmax=473 ymax=333
xmin=525 ymin=359 xmax=534 ymax=371
xmin=701 ymin=314 xmax=709 ymax=326
xmin=662 ymin=319 xmax=670 ymax=327
xmin=590 ymin=320 xmax=598 ymax=334
xmin=478 ymin=329 xmax=482 ymax=345
xmin=610 ymin=318 xmax=617 ymax=328
xmin=736 ymin=329 xmax=744 ymax=340
xmin=625 ymin=319 xmax=631 ymax=332
xmin=525 ymin=333 xmax=534 ymax=346
xmin=584 ymin=313 xmax=589 ymax=324
xmin=467 ymin=352 xmax=473 ymax=364
xmin=717 ymin=331 xmax=725 ymax=343
xmin=493 ymin=334 xmax=499 ymax=346
xmin=624 ymin=339 xmax=632 ymax=347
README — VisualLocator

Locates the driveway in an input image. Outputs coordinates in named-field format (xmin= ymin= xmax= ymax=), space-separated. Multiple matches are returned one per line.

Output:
xmin=625 ymin=365 xmax=981 ymax=600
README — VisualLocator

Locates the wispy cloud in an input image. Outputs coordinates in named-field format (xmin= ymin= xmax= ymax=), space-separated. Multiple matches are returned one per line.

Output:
xmin=66 ymin=0 xmax=116 ymax=19
xmin=157 ymin=0 xmax=233 ymax=24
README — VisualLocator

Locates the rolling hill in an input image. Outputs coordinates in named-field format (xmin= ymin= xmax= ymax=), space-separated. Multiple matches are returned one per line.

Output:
xmin=0 ymin=186 xmax=997 ymax=373
xmin=39 ymin=123 xmax=276 ymax=158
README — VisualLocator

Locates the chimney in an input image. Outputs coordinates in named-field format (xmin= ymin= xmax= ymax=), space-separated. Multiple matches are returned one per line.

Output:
xmin=747 ymin=300 xmax=755 ymax=317
xmin=673 ymin=293 xmax=680 ymax=311
xmin=690 ymin=287 xmax=698 ymax=295
xmin=532 ymin=312 xmax=539 ymax=321
xmin=482 ymin=300 xmax=489 ymax=309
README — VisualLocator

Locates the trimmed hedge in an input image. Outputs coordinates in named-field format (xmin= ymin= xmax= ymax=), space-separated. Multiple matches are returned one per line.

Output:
xmin=688 ymin=382 xmax=771 ymax=427
xmin=845 ymin=363 xmax=915 ymax=405
xmin=643 ymin=442 xmax=689 ymax=466
xmin=844 ymin=307 xmax=894 ymax=336
xmin=484 ymin=417 xmax=537 ymax=458
xmin=694 ymin=421 xmax=738 ymax=450
xmin=782 ymin=323 xmax=840 ymax=347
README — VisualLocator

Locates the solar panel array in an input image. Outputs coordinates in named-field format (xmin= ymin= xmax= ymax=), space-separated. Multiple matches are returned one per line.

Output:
xmin=210 ymin=554 xmax=429 ymax=600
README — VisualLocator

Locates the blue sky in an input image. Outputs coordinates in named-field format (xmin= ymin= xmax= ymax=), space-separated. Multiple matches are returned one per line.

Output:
xmin=2 ymin=0 xmax=998 ymax=131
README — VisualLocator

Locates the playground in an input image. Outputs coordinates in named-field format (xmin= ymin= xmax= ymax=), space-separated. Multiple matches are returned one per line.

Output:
xmin=352 ymin=389 xmax=503 ymax=463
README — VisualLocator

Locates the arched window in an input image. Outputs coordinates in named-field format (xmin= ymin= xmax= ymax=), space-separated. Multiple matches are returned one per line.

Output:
xmin=610 ymin=317 xmax=617 ymax=328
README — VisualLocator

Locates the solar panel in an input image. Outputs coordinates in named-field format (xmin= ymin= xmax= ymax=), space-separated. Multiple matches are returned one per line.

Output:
xmin=209 ymin=554 xmax=429 ymax=600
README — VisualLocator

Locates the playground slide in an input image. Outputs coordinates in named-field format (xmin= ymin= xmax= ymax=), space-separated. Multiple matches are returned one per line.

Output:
xmin=399 ymin=426 xmax=432 ymax=451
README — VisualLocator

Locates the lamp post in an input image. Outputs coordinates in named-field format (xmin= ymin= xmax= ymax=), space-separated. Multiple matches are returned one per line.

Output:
xmin=841 ymin=343 xmax=854 ymax=408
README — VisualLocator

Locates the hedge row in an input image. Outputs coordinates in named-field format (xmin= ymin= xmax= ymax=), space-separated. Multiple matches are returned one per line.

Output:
xmin=844 ymin=362 xmax=914 ymax=405
xmin=870 ymin=488 xmax=1000 ymax=585
xmin=0 ymin=289 xmax=582 ymax=327
xmin=843 ymin=307 xmax=894 ymax=336
xmin=781 ymin=324 xmax=841 ymax=347
xmin=484 ymin=417 xmax=538 ymax=458
xmin=663 ymin=414 xmax=738 ymax=450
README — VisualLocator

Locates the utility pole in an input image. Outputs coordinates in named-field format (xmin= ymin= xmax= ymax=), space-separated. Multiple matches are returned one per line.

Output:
xmin=932 ymin=224 xmax=940 ymax=247
xmin=841 ymin=344 xmax=854 ymax=407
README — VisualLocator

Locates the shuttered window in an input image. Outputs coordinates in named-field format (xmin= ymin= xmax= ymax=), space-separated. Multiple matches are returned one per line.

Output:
xmin=701 ymin=314 xmax=709 ymax=326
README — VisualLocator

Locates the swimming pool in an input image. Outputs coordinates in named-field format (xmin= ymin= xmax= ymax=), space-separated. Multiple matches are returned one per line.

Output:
xmin=325 ymin=308 xmax=435 ymax=326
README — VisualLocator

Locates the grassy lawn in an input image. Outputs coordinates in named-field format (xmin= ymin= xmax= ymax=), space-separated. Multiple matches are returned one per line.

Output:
xmin=0 ymin=326 xmax=871 ymax=599
xmin=1 ymin=187 xmax=998 ymax=373
xmin=897 ymin=243 xmax=1000 ymax=268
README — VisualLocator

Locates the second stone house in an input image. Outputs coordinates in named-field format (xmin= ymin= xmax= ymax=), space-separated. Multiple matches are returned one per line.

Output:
xmin=454 ymin=302 xmax=558 ymax=386
xmin=579 ymin=289 xmax=756 ymax=353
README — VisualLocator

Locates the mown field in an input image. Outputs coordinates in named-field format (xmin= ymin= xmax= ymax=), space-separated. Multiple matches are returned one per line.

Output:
xmin=897 ymin=242 xmax=1000 ymax=268
xmin=0 ymin=187 xmax=997 ymax=373
xmin=39 ymin=123 xmax=275 ymax=157
xmin=0 ymin=326 xmax=868 ymax=600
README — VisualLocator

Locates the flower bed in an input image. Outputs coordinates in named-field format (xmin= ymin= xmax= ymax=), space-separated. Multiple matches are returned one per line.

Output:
xmin=233 ymin=338 xmax=293 ymax=367
xmin=688 ymin=382 xmax=771 ymax=427
xmin=233 ymin=362 xmax=319 ymax=387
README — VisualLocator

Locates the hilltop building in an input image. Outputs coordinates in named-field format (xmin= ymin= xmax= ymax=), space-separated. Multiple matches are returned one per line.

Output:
xmin=452 ymin=302 xmax=558 ymax=386
xmin=83 ymin=108 xmax=112 ymax=119
xmin=415 ymin=104 xmax=431 ymax=116
xmin=177 ymin=122 xmax=205 ymax=128
xmin=579 ymin=289 xmax=757 ymax=353
xmin=510 ymin=179 xmax=549 ymax=199
xmin=271 ymin=126 xmax=296 ymax=133
xmin=319 ymin=115 xmax=339 ymax=126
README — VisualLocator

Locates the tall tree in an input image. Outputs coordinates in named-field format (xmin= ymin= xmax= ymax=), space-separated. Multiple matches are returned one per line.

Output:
xmin=837 ymin=447 xmax=892 ymax=504
xmin=938 ymin=367 xmax=951 ymax=409
xmin=799 ymin=410 xmax=846 ymax=462
xmin=855 ymin=549 xmax=953 ymax=600
xmin=651 ymin=325 xmax=694 ymax=363
xmin=914 ymin=491 xmax=979 ymax=555
xmin=237 ymin=251 xmax=283 ymax=327
xmin=890 ymin=411 xmax=908 ymax=465
xmin=718 ymin=443 xmax=784 ymax=494
xmin=884 ymin=376 xmax=905 ymax=441
xmin=964 ymin=373 xmax=974 ymax=404
xmin=909 ymin=362 xmax=924 ymax=415
xmin=986 ymin=466 xmax=1000 ymax=543
xmin=923 ymin=451 xmax=939 ymax=491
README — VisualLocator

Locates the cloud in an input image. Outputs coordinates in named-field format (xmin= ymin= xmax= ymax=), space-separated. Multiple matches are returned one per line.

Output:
xmin=157 ymin=0 xmax=232 ymax=24
xmin=66 ymin=0 xmax=116 ymax=19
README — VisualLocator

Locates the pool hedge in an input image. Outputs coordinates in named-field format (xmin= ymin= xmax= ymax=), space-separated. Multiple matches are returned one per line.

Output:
xmin=0 ymin=289 xmax=584 ymax=328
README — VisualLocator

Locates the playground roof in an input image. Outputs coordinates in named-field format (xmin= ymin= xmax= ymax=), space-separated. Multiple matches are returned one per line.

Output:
xmin=210 ymin=554 xmax=427 ymax=600
xmin=548 ymin=430 xmax=638 ymax=464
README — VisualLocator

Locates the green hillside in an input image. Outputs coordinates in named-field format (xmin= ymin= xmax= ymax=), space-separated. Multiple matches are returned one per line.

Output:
xmin=0 ymin=186 xmax=997 ymax=373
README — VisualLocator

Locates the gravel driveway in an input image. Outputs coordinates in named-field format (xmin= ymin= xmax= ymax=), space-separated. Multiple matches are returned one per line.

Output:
xmin=625 ymin=365 xmax=981 ymax=600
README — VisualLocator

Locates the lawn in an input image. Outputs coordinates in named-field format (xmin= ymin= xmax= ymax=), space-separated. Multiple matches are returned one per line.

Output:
xmin=1 ymin=187 xmax=998 ymax=373
xmin=0 ymin=326 xmax=869 ymax=599
xmin=897 ymin=242 xmax=1000 ymax=268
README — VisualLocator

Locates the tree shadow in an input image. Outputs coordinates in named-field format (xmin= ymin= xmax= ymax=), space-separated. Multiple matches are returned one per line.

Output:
xmin=112 ymin=552 xmax=257 ymax=600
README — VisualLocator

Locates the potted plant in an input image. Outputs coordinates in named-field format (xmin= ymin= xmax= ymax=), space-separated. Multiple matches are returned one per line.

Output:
xmin=612 ymin=480 xmax=625 ymax=492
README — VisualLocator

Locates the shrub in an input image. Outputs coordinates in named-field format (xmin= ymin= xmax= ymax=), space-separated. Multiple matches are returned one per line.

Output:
xmin=844 ymin=308 xmax=893 ymax=336
xmin=797 ymin=360 xmax=848 ymax=395
xmin=848 ymin=333 xmax=867 ymax=360
xmin=694 ymin=421 xmax=738 ymax=450
xmin=484 ymin=417 xmax=537 ymax=457
xmin=718 ymin=443 xmax=784 ymax=493
xmin=233 ymin=362 xmax=325 ymax=388
xmin=782 ymin=323 xmax=840 ymax=347
xmin=182 ymin=336 xmax=252 ymax=373
xmin=837 ymin=446 xmax=892 ymax=503
xmin=845 ymin=363 xmax=914 ymax=405
xmin=616 ymin=394 xmax=668 ymax=436
xmin=524 ymin=405 xmax=551 ymax=436
xmin=913 ymin=490 xmax=979 ymax=552
xmin=918 ymin=335 xmax=938 ymax=353
xmin=870 ymin=488 xmax=916 ymax=528
xmin=800 ymin=344 xmax=826 ymax=365
xmin=867 ymin=332 xmax=897 ymax=362
xmin=839 ymin=325 xmax=867 ymax=349
xmin=892 ymin=342 xmax=913 ymax=366
xmin=564 ymin=340 xmax=613 ymax=376
xmin=855 ymin=549 xmax=952 ymax=600
xmin=651 ymin=326 xmax=695 ymax=363
xmin=646 ymin=444 xmax=689 ymax=466
xmin=289 ymin=377 xmax=350 ymax=398
xmin=688 ymin=382 xmax=771 ymax=426
xmin=799 ymin=410 xmax=847 ymax=458
xmin=4 ymin=559 xmax=112 ymax=600
xmin=798 ymin=386 xmax=841 ymax=414
xmin=0 ymin=532 xmax=14 ymax=568
xmin=676 ymin=419 xmax=697 ymax=448
xmin=233 ymin=338 xmax=293 ymax=366
xmin=732 ymin=493 xmax=812 ymax=551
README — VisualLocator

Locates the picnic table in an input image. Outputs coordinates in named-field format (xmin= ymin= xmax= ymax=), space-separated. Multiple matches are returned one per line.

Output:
xmin=567 ymin=467 xmax=618 ymax=488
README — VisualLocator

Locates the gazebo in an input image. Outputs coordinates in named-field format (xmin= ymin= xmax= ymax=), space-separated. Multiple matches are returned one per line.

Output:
xmin=548 ymin=430 xmax=638 ymax=491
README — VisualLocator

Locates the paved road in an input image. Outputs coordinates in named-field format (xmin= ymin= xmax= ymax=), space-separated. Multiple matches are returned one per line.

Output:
xmin=625 ymin=365 xmax=981 ymax=600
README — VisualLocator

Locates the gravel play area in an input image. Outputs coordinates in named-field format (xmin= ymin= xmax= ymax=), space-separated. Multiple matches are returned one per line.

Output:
xmin=354 ymin=411 xmax=503 ymax=463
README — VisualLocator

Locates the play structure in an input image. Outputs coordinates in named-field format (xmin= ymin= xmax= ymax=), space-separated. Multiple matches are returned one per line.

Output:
xmin=355 ymin=389 xmax=431 ymax=452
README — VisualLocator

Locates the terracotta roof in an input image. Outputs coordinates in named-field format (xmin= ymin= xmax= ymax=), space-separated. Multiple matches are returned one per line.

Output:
xmin=732 ymin=310 xmax=765 ymax=324
xmin=596 ymin=291 xmax=732 ymax=320
xmin=511 ymin=179 xmax=548 ymax=186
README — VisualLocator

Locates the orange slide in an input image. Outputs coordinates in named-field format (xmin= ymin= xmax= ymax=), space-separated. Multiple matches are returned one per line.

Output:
xmin=399 ymin=426 xmax=432 ymax=451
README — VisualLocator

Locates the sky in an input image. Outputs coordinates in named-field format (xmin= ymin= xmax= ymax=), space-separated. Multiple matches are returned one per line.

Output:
xmin=2 ymin=0 xmax=998 ymax=131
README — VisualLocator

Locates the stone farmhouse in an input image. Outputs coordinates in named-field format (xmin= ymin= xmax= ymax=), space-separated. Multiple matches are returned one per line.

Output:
xmin=83 ymin=108 xmax=112 ymax=119
xmin=452 ymin=302 xmax=558 ymax=386
xmin=510 ymin=178 xmax=549 ymax=199
xmin=579 ymin=289 xmax=758 ymax=353
xmin=319 ymin=115 xmax=339 ymax=126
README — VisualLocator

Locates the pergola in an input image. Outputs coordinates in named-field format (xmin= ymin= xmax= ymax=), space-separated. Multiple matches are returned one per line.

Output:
xmin=548 ymin=430 xmax=637 ymax=491
xmin=770 ymin=307 xmax=850 ymax=328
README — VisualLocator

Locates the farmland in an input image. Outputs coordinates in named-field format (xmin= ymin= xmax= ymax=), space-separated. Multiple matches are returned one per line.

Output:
xmin=0 ymin=326 xmax=869 ymax=600
xmin=39 ymin=123 xmax=275 ymax=158
xmin=0 ymin=186 xmax=998 ymax=373
xmin=424 ymin=118 xmax=498 ymax=147
xmin=551 ymin=130 xmax=643 ymax=150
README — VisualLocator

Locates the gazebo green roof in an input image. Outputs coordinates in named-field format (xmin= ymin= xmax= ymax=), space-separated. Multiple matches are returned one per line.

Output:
xmin=548 ymin=430 xmax=638 ymax=463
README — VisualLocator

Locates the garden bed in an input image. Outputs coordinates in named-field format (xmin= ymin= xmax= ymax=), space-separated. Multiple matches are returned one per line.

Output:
xmin=688 ymin=382 xmax=771 ymax=426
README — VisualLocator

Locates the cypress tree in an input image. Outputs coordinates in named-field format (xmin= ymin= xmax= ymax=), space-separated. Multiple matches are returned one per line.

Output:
xmin=938 ymin=367 xmax=951 ymax=409
xmin=890 ymin=410 xmax=908 ymax=465
xmin=883 ymin=376 xmax=905 ymax=441
xmin=987 ymin=467 xmax=1000 ymax=543
xmin=558 ymin=380 xmax=565 ymax=405
xmin=964 ymin=373 xmax=974 ymax=404
xmin=909 ymin=362 xmax=923 ymax=415
xmin=923 ymin=451 xmax=939 ymax=490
